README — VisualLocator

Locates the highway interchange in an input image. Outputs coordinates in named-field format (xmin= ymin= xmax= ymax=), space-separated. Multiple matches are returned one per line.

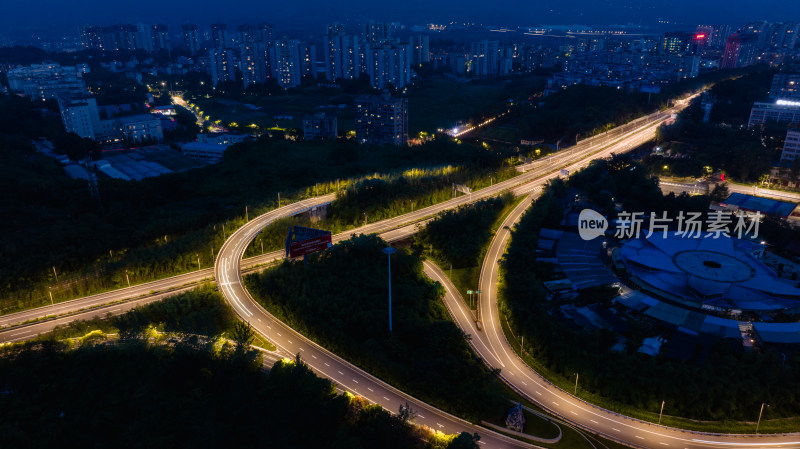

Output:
xmin=6 ymin=93 xmax=799 ymax=448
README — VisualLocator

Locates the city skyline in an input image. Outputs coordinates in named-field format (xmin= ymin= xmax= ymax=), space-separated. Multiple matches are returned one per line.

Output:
xmin=4 ymin=0 xmax=800 ymax=37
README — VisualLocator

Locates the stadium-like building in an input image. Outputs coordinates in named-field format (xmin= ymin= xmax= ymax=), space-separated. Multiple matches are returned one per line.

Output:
xmin=618 ymin=233 xmax=800 ymax=313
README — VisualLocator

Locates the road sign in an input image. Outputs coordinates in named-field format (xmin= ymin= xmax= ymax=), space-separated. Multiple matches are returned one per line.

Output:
xmin=467 ymin=290 xmax=473 ymax=295
xmin=453 ymin=183 xmax=472 ymax=194
xmin=476 ymin=290 xmax=481 ymax=294
xmin=289 ymin=234 xmax=332 ymax=258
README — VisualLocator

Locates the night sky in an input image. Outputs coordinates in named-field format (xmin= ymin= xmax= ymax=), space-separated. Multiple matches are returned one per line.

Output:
xmin=3 ymin=0 xmax=800 ymax=35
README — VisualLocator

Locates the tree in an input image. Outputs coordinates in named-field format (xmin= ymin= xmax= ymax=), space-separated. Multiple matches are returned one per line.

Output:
xmin=398 ymin=402 xmax=416 ymax=424
xmin=231 ymin=321 xmax=254 ymax=350
xmin=447 ymin=432 xmax=480 ymax=449
xmin=709 ymin=183 xmax=730 ymax=203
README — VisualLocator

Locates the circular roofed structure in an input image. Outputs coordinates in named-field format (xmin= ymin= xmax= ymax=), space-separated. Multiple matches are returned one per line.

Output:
xmin=619 ymin=232 xmax=800 ymax=313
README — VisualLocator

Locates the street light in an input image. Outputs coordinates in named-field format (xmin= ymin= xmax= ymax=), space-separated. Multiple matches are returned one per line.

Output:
xmin=383 ymin=247 xmax=397 ymax=333
xmin=574 ymin=372 xmax=579 ymax=395
xmin=658 ymin=400 xmax=665 ymax=425
xmin=756 ymin=403 xmax=769 ymax=434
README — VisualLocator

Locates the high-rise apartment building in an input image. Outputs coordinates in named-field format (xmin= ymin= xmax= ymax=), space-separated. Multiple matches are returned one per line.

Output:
xmin=411 ymin=35 xmax=430 ymax=65
xmin=270 ymin=39 xmax=302 ymax=88
xmin=209 ymin=48 xmax=236 ymax=86
xmin=721 ymin=33 xmax=759 ymax=69
xmin=240 ymin=42 xmax=269 ymax=88
xmin=354 ymin=93 xmax=408 ymax=146
xmin=362 ymin=21 xmax=389 ymax=46
xmin=151 ymin=24 xmax=170 ymax=53
xmin=366 ymin=43 xmax=412 ymax=89
xmin=211 ymin=23 xmax=229 ymax=49
xmin=470 ymin=40 xmax=499 ymax=78
xmin=182 ymin=23 xmax=200 ymax=54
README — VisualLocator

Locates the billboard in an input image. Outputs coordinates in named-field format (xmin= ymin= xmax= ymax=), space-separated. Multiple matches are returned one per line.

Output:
xmin=285 ymin=226 xmax=332 ymax=259
xmin=289 ymin=234 xmax=332 ymax=258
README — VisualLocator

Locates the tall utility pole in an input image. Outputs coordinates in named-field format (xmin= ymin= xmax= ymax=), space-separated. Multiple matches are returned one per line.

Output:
xmin=383 ymin=246 xmax=397 ymax=333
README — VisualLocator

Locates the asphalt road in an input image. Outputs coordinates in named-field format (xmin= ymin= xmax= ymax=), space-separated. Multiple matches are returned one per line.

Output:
xmin=443 ymin=184 xmax=800 ymax=446
xmin=2 ymin=98 xmax=699 ymax=447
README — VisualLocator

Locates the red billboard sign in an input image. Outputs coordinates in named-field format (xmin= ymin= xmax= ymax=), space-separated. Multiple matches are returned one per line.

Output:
xmin=289 ymin=234 xmax=332 ymax=258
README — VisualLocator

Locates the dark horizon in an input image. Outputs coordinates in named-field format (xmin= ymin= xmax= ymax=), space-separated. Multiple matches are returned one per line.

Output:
xmin=3 ymin=0 xmax=800 ymax=38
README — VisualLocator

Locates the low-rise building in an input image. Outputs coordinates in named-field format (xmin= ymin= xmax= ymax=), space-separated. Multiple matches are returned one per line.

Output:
xmin=57 ymin=93 xmax=102 ymax=140
xmin=780 ymin=129 xmax=800 ymax=163
xmin=748 ymin=101 xmax=800 ymax=127
xmin=181 ymin=142 xmax=228 ymax=163
xmin=303 ymin=112 xmax=338 ymax=140
xmin=100 ymin=114 xmax=164 ymax=144
xmin=7 ymin=62 xmax=87 ymax=100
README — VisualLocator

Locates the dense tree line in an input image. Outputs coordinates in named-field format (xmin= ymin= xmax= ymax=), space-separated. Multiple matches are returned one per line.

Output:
xmin=0 ymin=93 xmax=519 ymax=313
xmin=499 ymin=159 xmax=800 ymax=421
xmin=245 ymin=235 xmax=508 ymax=422
xmin=645 ymin=68 xmax=782 ymax=182
xmin=413 ymin=195 xmax=514 ymax=269
xmin=0 ymin=340 xmax=478 ymax=449
xmin=517 ymin=67 xmax=759 ymax=145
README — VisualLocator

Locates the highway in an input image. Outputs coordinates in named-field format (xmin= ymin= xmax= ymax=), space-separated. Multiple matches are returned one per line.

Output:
xmin=437 ymin=183 xmax=800 ymax=446
xmin=659 ymin=180 xmax=800 ymax=203
xmin=0 ymin=97 xmax=682 ymax=339
xmin=2 ymin=96 xmax=697 ymax=446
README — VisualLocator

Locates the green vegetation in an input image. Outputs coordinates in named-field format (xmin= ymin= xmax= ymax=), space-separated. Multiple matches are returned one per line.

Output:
xmin=516 ymin=67 xmax=755 ymax=144
xmin=0 ymin=91 xmax=524 ymax=314
xmin=646 ymin=68 xmax=782 ymax=183
xmin=41 ymin=285 xmax=275 ymax=349
xmin=414 ymin=195 xmax=514 ymax=269
xmin=245 ymin=234 xmax=508 ymax=422
xmin=0 ymin=340 xmax=478 ymax=449
xmin=498 ymin=157 xmax=800 ymax=431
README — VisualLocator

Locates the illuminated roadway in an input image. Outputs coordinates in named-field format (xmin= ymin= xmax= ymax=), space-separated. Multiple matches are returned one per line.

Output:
xmin=432 ymin=169 xmax=800 ymax=445
xmin=0 ymin=97 xmax=686 ymax=340
xmin=2 ymin=95 xmax=719 ymax=447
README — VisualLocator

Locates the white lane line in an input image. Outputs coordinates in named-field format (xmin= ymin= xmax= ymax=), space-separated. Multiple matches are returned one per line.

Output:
xmin=311 ymin=354 xmax=317 ymax=359
xmin=9 ymin=330 xmax=33 ymax=337
xmin=383 ymin=396 xmax=391 ymax=401
xmin=552 ymin=401 xmax=559 ymax=406
xmin=612 ymin=428 xmax=621 ymax=432
xmin=437 ymin=423 xmax=444 ymax=428
xmin=590 ymin=420 xmax=598 ymax=424
xmin=352 ymin=379 xmax=359 ymax=384
xmin=635 ymin=436 xmax=645 ymax=440
xmin=324 ymin=362 xmax=330 ymax=367
xmin=257 ymin=318 xmax=262 ymax=322
xmin=367 ymin=387 xmax=374 ymax=392
xmin=418 ymin=414 xmax=425 ymax=419
xmin=535 ymin=391 xmax=542 ymax=396
xmin=570 ymin=411 xmax=578 ymax=416
xmin=659 ymin=443 xmax=668 ymax=446
xmin=288 ymin=340 xmax=293 ymax=344
xmin=276 ymin=332 xmax=282 ymax=336
xmin=338 ymin=370 xmax=344 ymax=375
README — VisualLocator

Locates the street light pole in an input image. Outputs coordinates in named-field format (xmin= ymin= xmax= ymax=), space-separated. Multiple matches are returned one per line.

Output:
xmin=196 ymin=255 xmax=201 ymax=271
xmin=48 ymin=287 xmax=53 ymax=305
xmin=756 ymin=403 xmax=768 ymax=434
xmin=574 ymin=373 xmax=579 ymax=395
xmin=125 ymin=270 xmax=131 ymax=287
xmin=658 ymin=400 xmax=665 ymax=425
xmin=383 ymin=247 xmax=397 ymax=333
